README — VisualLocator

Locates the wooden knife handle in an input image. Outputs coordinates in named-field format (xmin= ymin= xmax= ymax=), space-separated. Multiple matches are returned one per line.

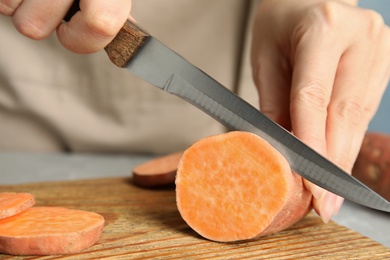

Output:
xmin=64 ymin=0 xmax=150 ymax=68
xmin=104 ymin=20 xmax=150 ymax=68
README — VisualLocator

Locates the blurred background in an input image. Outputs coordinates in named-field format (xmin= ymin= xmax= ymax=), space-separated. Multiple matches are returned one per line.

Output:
xmin=360 ymin=0 xmax=390 ymax=133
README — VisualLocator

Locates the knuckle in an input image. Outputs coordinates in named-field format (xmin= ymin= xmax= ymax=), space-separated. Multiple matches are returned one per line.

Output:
xmin=293 ymin=1 xmax=342 ymax=44
xmin=84 ymin=11 xmax=122 ymax=39
xmin=291 ymin=81 xmax=330 ymax=113
xmin=13 ymin=16 xmax=51 ymax=40
xmin=0 ymin=1 xmax=18 ymax=16
xmin=316 ymin=1 xmax=340 ymax=26
xmin=14 ymin=22 xmax=50 ymax=40
xmin=361 ymin=9 xmax=385 ymax=39
xmin=329 ymin=99 xmax=374 ymax=129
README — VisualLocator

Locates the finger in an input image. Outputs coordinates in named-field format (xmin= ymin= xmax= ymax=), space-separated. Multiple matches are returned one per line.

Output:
xmin=326 ymin=30 xmax=390 ymax=213
xmin=57 ymin=0 xmax=132 ymax=53
xmin=290 ymin=30 xmax=342 ymax=204
xmin=12 ymin=0 xmax=73 ymax=39
xmin=251 ymin=44 xmax=292 ymax=130
xmin=328 ymin=50 xmax=383 ymax=172
xmin=0 ymin=0 xmax=23 ymax=16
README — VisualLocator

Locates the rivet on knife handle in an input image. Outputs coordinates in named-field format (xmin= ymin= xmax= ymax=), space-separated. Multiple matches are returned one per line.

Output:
xmin=64 ymin=0 xmax=149 ymax=68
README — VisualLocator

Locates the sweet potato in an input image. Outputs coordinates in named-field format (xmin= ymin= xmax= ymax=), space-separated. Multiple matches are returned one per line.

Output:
xmin=133 ymin=152 xmax=183 ymax=187
xmin=0 ymin=192 xmax=35 ymax=220
xmin=176 ymin=131 xmax=312 ymax=242
xmin=352 ymin=132 xmax=390 ymax=201
xmin=0 ymin=207 xmax=104 ymax=256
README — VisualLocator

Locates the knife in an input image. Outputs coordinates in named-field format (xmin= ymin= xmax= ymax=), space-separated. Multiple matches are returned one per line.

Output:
xmin=65 ymin=2 xmax=390 ymax=213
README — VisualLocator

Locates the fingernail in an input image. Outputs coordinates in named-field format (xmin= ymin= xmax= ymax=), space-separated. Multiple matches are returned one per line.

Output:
xmin=333 ymin=196 xmax=344 ymax=216
xmin=311 ymin=185 xmax=325 ymax=200
xmin=320 ymin=192 xmax=338 ymax=224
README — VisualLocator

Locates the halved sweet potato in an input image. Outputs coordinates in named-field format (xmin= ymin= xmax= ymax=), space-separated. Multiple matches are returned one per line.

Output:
xmin=176 ymin=131 xmax=312 ymax=242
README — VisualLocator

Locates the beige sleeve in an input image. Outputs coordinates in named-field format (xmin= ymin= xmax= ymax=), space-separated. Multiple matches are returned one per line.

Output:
xmin=0 ymin=0 xmax=257 ymax=154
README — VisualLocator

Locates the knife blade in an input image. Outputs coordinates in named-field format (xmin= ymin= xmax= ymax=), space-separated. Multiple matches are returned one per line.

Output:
xmin=65 ymin=6 xmax=390 ymax=212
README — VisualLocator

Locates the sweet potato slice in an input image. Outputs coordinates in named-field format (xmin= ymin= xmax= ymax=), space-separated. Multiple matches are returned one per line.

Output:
xmin=0 ymin=192 xmax=35 ymax=220
xmin=0 ymin=207 xmax=104 ymax=255
xmin=352 ymin=132 xmax=390 ymax=201
xmin=133 ymin=152 xmax=183 ymax=187
xmin=176 ymin=131 xmax=312 ymax=242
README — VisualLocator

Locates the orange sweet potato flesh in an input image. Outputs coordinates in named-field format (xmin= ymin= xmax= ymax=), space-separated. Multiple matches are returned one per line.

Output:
xmin=0 ymin=207 xmax=104 ymax=255
xmin=0 ymin=192 xmax=35 ymax=220
xmin=352 ymin=132 xmax=390 ymax=201
xmin=133 ymin=152 xmax=183 ymax=187
xmin=176 ymin=131 xmax=312 ymax=242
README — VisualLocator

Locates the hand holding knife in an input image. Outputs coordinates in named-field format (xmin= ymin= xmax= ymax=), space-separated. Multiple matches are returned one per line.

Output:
xmin=63 ymin=1 xmax=390 ymax=216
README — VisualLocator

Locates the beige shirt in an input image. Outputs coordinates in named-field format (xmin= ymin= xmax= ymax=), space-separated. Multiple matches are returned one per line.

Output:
xmin=0 ymin=0 xmax=259 ymax=154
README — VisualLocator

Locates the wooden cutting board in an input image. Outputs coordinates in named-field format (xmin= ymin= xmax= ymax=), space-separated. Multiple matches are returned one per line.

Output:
xmin=0 ymin=177 xmax=389 ymax=259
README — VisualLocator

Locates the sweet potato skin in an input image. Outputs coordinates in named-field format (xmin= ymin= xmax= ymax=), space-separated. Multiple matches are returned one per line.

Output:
xmin=176 ymin=131 xmax=312 ymax=242
xmin=352 ymin=132 xmax=390 ymax=201
xmin=260 ymin=171 xmax=312 ymax=237
xmin=0 ymin=207 xmax=104 ymax=256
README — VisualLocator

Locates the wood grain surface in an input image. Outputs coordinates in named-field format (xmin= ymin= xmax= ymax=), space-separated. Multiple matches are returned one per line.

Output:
xmin=0 ymin=177 xmax=389 ymax=259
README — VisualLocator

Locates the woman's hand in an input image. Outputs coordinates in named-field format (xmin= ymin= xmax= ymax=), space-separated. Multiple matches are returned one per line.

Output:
xmin=251 ymin=0 xmax=390 ymax=222
xmin=0 ymin=0 xmax=132 ymax=53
